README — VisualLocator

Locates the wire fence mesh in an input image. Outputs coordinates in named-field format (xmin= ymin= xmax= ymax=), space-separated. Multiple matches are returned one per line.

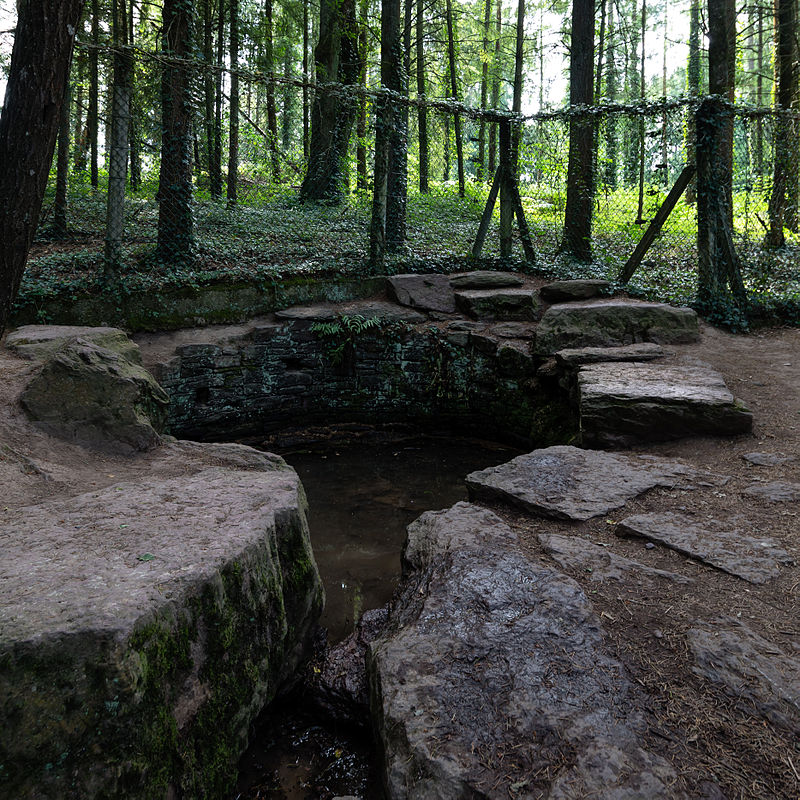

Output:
xmin=21 ymin=41 xmax=800 ymax=322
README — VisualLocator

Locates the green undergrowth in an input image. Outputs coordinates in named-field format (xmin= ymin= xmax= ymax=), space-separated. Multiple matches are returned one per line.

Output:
xmin=20 ymin=183 xmax=800 ymax=331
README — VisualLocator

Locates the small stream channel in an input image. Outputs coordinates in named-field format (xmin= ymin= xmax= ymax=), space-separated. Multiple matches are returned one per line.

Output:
xmin=233 ymin=425 xmax=521 ymax=799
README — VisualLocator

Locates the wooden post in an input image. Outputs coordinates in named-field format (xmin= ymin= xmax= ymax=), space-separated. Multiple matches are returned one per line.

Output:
xmin=472 ymin=166 xmax=502 ymax=257
xmin=618 ymin=164 xmax=696 ymax=283
xmin=499 ymin=120 xmax=514 ymax=257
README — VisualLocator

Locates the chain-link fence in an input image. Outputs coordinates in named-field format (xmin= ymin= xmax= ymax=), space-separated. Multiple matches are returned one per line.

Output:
xmin=23 ymin=40 xmax=800 ymax=323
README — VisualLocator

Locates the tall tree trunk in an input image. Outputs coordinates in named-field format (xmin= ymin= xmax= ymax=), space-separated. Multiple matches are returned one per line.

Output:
xmin=105 ymin=0 xmax=132 ymax=267
xmin=303 ymin=0 xmax=310 ymax=160
xmin=300 ymin=0 xmax=362 ymax=202
xmin=635 ymin=0 xmax=646 ymax=223
xmin=685 ymin=0 xmax=700 ymax=202
xmin=156 ymin=0 xmax=196 ymax=262
xmin=281 ymin=13 xmax=293 ymax=152
xmin=478 ymin=0 xmax=492 ymax=181
xmin=561 ymin=0 xmax=594 ymax=261
xmin=89 ymin=0 xmax=100 ymax=189
xmin=766 ymin=0 xmax=799 ymax=245
xmin=660 ymin=1 xmax=668 ymax=185
xmin=603 ymin=7 xmax=618 ymax=188
xmin=444 ymin=0 xmax=465 ymax=196
xmin=54 ymin=82 xmax=72 ymax=237
xmin=592 ymin=0 xmax=606 ymax=195
xmin=265 ymin=0 xmax=280 ymax=180
xmin=488 ymin=0 xmax=501 ymax=176
xmin=0 ymin=0 xmax=85 ymax=338
xmin=128 ymin=0 xmax=141 ymax=193
xmin=211 ymin=0 xmax=225 ymax=198
xmin=356 ymin=0 xmax=369 ymax=191
xmin=512 ymin=0 xmax=525 ymax=168
xmin=73 ymin=50 xmax=87 ymax=174
xmin=385 ymin=0 xmax=409 ymax=249
xmin=227 ymin=0 xmax=239 ymax=206
xmin=416 ymin=0 xmax=429 ymax=192
xmin=755 ymin=2 xmax=764 ymax=184
xmin=203 ymin=0 xmax=215 ymax=189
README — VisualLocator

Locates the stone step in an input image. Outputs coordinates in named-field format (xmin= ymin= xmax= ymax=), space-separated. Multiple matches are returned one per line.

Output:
xmin=534 ymin=299 xmax=699 ymax=355
xmin=387 ymin=273 xmax=456 ymax=313
xmin=540 ymin=278 xmax=611 ymax=302
xmin=448 ymin=269 xmax=525 ymax=289
xmin=454 ymin=287 xmax=541 ymax=321
xmin=578 ymin=362 xmax=753 ymax=447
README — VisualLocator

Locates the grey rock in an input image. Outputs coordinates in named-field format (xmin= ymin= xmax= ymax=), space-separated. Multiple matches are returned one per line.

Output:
xmin=369 ymin=503 xmax=681 ymax=800
xmin=0 ymin=458 xmax=324 ymax=799
xmin=445 ymin=320 xmax=484 ymax=332
xmin=538 ymin=532 xmax=693 ymax=584
xmin=555 ymin=342 xmax=665 ymax=367
xmin=578 ymin=363 xmax=753 ymax=447
xmin=6 ymin=324 xmax=142 ymax=363
xmin=490 ymin=321 xmax=532 ymax=338
xmin=448 ymin=270 xmax=525 ymax=289
xmin=275 ymin=305 xmax=338 ymax=321
xmin=743 ymin=480 xmax=800 ymax=502
xmin=387 ymin=273 xmax=456 ymax=312
xmin=466 ymin=445 xmax=729 ymax=522
xmin=540 ymin=278 xmax=612 ymax=302
xmin=497 ymin=341 xmax=534 ymax=375
xmin=616 ymin=512 xmax=793 ymax=584
xmin=309 ymin=606 xmax=389 ymax=725
xmin=20 ymin=338 xmax=169 ymax=452
xmin=454 ymin=288 xmax=541 ymax=321
xmin=277 ymin=301 xmax=426 ymax=325
xmin=534 ymin=300 xmax=699 ymax=355
xmin=688 ymin=620 xmax=800 ymax=732
xmin=742 ymin=452 xmax=795 ymax=466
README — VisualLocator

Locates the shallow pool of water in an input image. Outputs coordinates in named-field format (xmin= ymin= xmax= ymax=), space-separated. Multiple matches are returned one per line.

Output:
xmin=233 ymin=427 xmax=521 ymax=799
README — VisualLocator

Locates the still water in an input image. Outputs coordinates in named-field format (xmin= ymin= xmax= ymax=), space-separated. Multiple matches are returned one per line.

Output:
xmin=234 ymin=428 xmax=521 ymax=799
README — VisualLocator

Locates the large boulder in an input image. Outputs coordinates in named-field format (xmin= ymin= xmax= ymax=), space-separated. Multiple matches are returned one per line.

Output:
xmin=368 ymin=503 xmax=681 ymax=799
xmin=18 ymin=332 xmax=169 ymax=452
xmin=6 ymin=324 xmax=142 ymax=363
xmin=578 ymin=363 xmax=753 ymax=447
xmin=534 ymin=300 xmax=699 ymax=355
xmin=0 ymin=446 xmax=324 ymax=799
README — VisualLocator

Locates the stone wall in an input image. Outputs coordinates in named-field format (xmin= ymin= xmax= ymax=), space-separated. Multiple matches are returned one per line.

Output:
xmin=152 ymin=317 xmax=575 ymax=447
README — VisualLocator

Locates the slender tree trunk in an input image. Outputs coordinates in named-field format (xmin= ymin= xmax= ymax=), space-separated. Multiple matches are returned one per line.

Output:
xmin=303 ymin=0 xmax=310 ymax=160
xmin=591 ymin=0 xmax=606 ymax=195
xmin=356 ymin=0 xmax=369 ymax=191
xmin=300 ymin=0 xmax=362 ymax=202
xmin=488 ymin=0 xmax=501 ymax=176
xmin=204 ymin=0 xmax=215 ymax=188
xmin=89 ymin=0 xmax=100 ymax=189
xmin=766 ymin=0 xmax=799 ymax=245
xmin=157 ymin=0 xmax=196 ymax=262
xmin=512 ymin=0 xmax=525 ymax=168
xmin=635 ymin=0 xmax=646 ymax=223
xmin=128 ymin=0 xmax=141 ymax=193
xmin=603 ymin=7 xmax=618 ymax=188
xmin=660 ymin=1 xmax=668 ymax=185
xmin=281 ymin=14 xmax=293 ymax=152
xmin=478 ymin=0 xmax=492 ymax=181
xmin=54 ymin=82 xmax=72 ymax=237
xmin=211 ymin=0 xmax=225 ymax=199
xmin=0 ymin=0 xmax=85 ymax=337
xmin=265 ymin=0 xmax=280 ymax=180
xmin=227 ymin=0 xmax=239 ymax=206
xmin=445 ymin=0 xmax=465 ymax=196
xmin=561 ymin=0 xmax=594 ymax=261
xmin=685 ymin=0 xmax=700 ymax=202
xmin=105 ymin=0 xmax=132 ymax=267
xmin=416 ymin=0 xmax=429 ymax=192
xmin=73 ymin=51 xmax=87 ymax=174
xmin=755 ymin=3 xmax=764 ymax=184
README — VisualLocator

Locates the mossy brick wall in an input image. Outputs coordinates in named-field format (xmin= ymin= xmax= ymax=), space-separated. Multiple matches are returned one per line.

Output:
xmin=156 ymin=320 xmax=575 ymax=446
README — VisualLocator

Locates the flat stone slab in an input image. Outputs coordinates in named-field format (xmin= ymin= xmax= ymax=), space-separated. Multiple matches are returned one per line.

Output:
xmin=448 ymin=270 xmax=525 ymax=289
xmin=688 ymin=620 xmax=800 ymax=732
xmin=534 ymin=300 xmax=699 ymax=355
xmin=742 ymin=452 xmax=795 ymax=466
xmin=743 ymin=480 xmax=800 ymax=502
xmin=555 ymin=342 xmax=665 ymax=367
xmin=578 ymin=363 xmax=753 ymax=447
xmin=454 ymin=288 xmax=541 ymax=321
xmin=465 ymin=445 xmax=729 ymax=522
xmin=616 ymin=512 xmax=794 ymax=584
xmin=6 ymin=324 xmax=142 ymax=363
xmin=538 ymin=532 xmax=693 ymax=584
xmin=0 ymin=450 xmax=323 ymax=798
xmin=276 ymin=301 xmax=426 ymax=324
xmin=387 ymin=273 xmax=456 ymax=313
xmin=540 ymin=279 xmax=612 ymax=302
xmin=369 ymin=503 xmax=681 ymax=799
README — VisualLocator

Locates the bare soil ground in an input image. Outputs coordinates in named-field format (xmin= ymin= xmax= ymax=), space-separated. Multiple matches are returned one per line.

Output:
xmin=1 ymin=320 xmax=798 ymax=799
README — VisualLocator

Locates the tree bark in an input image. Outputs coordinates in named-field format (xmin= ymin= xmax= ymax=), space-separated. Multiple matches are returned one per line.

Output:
xmin=265 ymin=0 xmax=280 ymax=180
xmin=0 ymin=0 xmax=85 ymax=338
xmin=156 ymin=0 xmax=196 ymax=262
xmin=478 ymin=0 xmax=492 ymax=181
xmin=561 ymin=0 xmax=594 ymax=261
xmin=303 ymin=0 xmax=310 ymax=160
xmin=211 ymin=0 xmax=225 ymax=199
xmin=684 ymin=0 xmax=700 ymax=202
xmin=227 ymin=0 xmax=239 ymax=206
xmin=300 ymin=0 xmax=362 ymax=202
xmin=445 ymin=0 xmax=465 ymax=197
xmin=356 ymin=0 xmax=370 ymax=191
xmin=54 ymin=82 xmax=72 ymax=237
xmin=766 ymin=0 xmax=800 ymax=244
xmin=89 ymin=0 xmax=100 ymax=189
xmin=603 ymin=6 xmax=618 ymax=188
xmin=386 ymin=0 xmax=409 ymax=249
xmin=416 ymin=0 xmax=429 ymax=192
xmin=635 ymin=0 xmax=646 ymax=223
xmin=488 ymin=0 xmax=501 ymax=176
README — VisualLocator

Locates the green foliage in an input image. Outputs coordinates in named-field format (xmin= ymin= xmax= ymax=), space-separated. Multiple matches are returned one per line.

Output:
xmin=311 ymin=314 xmax=384 ymax=364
